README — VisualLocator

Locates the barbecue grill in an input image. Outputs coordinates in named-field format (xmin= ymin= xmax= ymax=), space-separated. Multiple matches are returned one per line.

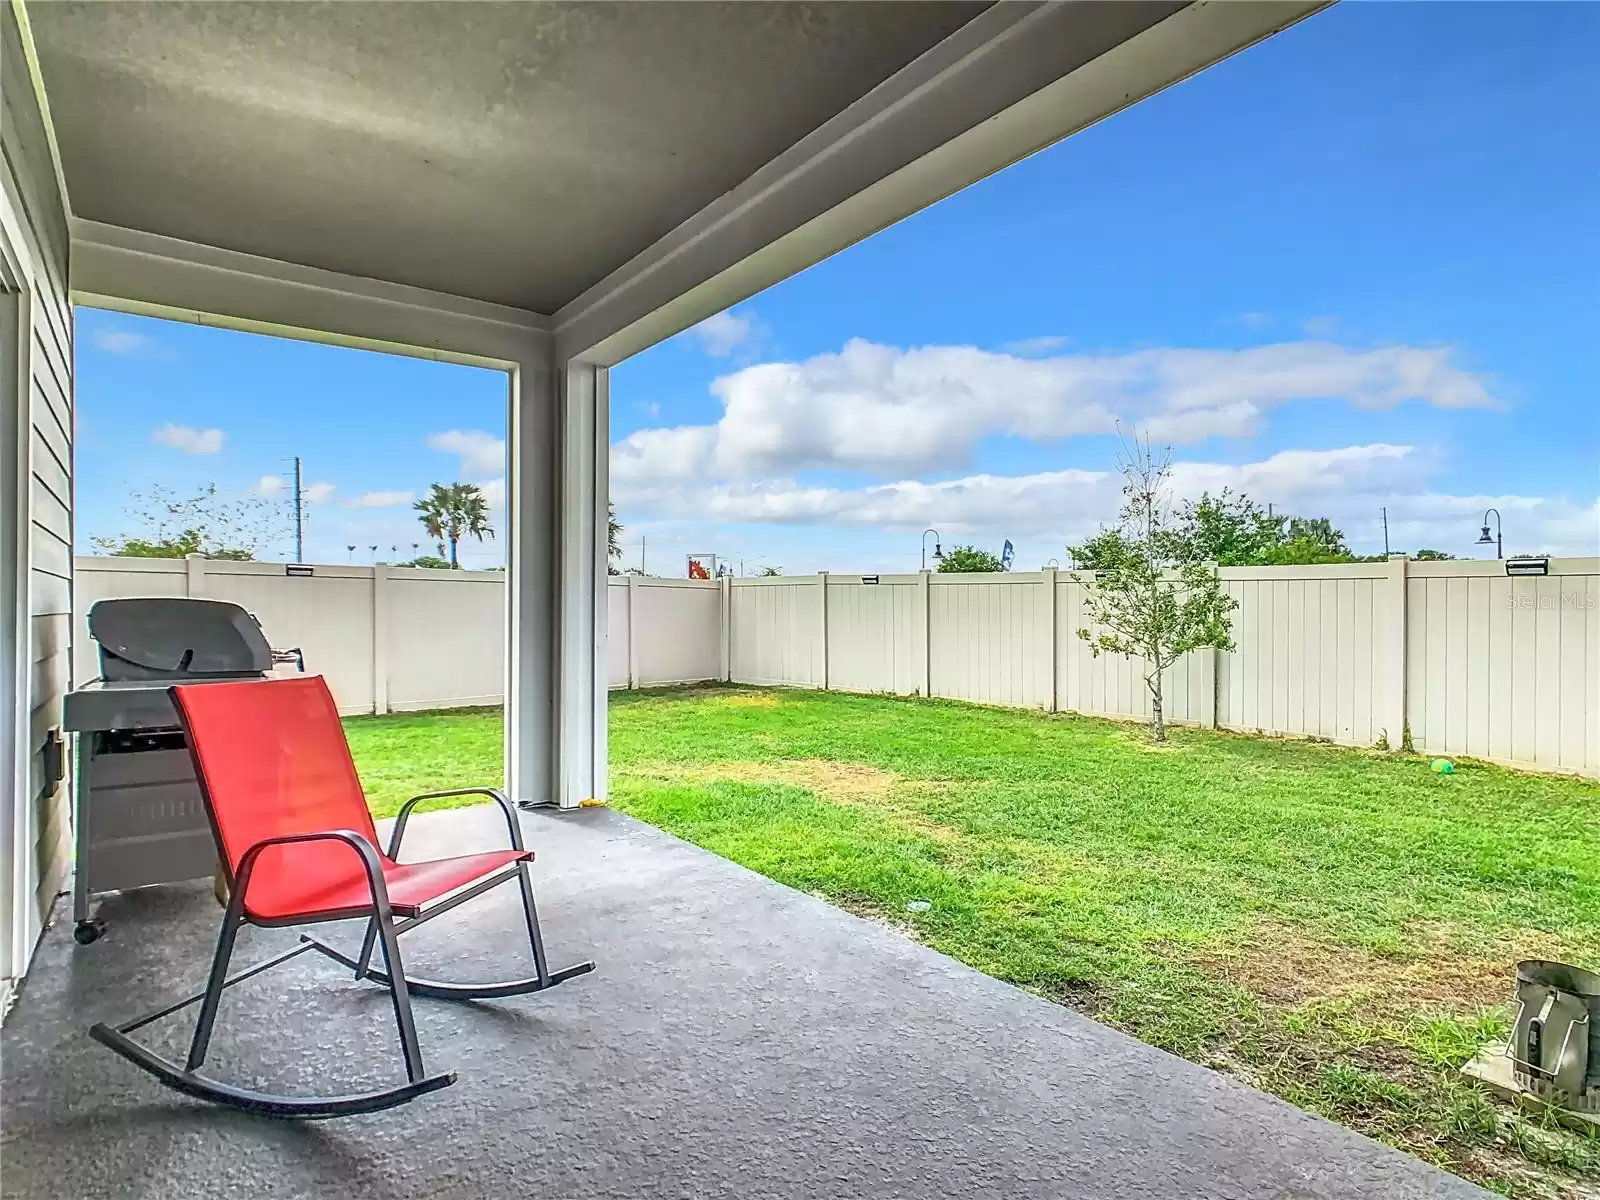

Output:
xmin=62 ymin=597 xmax=301 ymax=944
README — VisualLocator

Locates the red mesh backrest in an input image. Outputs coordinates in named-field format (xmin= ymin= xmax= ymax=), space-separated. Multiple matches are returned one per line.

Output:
xmin=171 ymin=676 xmax=379 ymax=918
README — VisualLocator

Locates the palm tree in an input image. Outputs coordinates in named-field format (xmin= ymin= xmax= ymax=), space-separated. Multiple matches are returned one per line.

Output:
xmin=414 ymin=482 xmax=493 ymax=568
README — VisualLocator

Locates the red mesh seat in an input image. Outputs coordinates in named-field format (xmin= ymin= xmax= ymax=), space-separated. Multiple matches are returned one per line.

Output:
xmin=170 ymin=676 xmax=529 ymax=925
xmin=249 ymin=848 xmax=532 ymax=922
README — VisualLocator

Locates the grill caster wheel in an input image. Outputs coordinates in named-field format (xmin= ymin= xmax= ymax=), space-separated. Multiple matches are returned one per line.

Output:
xmin=74 ymin=920 xmax=105 ymax=945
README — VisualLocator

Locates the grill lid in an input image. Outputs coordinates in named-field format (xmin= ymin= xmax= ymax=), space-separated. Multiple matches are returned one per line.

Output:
xmin=88 ymin=597 xmax=274 ymax=680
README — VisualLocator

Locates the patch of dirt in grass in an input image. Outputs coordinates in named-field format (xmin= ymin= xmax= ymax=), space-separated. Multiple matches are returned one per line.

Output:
xmin=820 ymin=891 xmax=926 ymax=943
xmin=619 ymin=758 xmax=963 ymax=842
xmin=666 ymin=688 xmax=784 ymax=708
xmin=1193 ymin=919 xmax=1573 ymax=1021
xmin=1033 ymin=978 xmax=1112 ymax=1017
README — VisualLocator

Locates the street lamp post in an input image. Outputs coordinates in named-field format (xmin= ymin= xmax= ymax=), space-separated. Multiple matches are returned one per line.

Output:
xmin=921 ymin=528 xmax=944 ymax=571
xmin=1476 ymin=508 xmax=1503 ymax=560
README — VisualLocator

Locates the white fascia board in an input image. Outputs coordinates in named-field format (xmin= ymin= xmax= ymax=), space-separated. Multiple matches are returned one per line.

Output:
xmin=70 ymin=219 xmax=551 ymax=369
xmin=555 ymin=0 xmax=1329 ymax=366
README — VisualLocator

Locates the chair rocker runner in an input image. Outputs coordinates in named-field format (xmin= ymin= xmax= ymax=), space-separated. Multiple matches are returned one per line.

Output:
xmin=89 ymin=675 xmax=594 ymax=1118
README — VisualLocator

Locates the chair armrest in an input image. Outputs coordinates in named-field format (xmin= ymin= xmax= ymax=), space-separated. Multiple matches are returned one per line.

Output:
xmin=231 ymin=829 xmax=395 ymax=921
xmin=387 ymin=788 xmax=525 ymax=861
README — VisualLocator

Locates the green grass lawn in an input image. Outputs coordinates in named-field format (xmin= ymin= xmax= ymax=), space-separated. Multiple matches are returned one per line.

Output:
xmin=345 ymin=687 xmax=1600 ymax=1198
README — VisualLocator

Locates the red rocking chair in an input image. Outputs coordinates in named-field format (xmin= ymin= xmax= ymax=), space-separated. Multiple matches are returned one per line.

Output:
xmin=89 ymin=675 xmax=594 ymax=1118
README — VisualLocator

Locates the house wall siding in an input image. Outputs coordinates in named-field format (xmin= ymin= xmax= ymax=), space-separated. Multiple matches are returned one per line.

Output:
xmin=3 ymin=2 xmax=74 ymax=984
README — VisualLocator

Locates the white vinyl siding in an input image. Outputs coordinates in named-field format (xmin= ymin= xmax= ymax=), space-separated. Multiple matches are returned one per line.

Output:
xmin=4 ymin=2 xmax=74 ymax=981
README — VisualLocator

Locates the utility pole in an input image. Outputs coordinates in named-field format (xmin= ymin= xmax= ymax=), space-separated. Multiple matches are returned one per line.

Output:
xmin=640 ymin=535 xmax=646 ymax=576
xmin=292 ymin=456 xmax=305 ymax=563
xmin=1381 ymin=507 xmax=1390 ymax=556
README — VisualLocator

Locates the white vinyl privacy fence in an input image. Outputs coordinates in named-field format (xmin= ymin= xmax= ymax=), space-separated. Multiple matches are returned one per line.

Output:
xmin=74 ymin=557 xmax=725 ymax=715
xmin=76 ymin=556 xmax=1599 ymax=777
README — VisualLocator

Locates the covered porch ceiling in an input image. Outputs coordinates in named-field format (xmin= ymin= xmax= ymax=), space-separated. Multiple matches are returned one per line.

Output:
xmin=28 ymin=0 xmax=1325 ymax=363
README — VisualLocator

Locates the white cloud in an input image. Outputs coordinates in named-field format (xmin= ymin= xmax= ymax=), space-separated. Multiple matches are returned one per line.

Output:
xmin=303 ymin=482 xmax=336 ymax=504
xmin=92 ymin=328 xmax=154 ymax=355
xmin=476 ymin=477 xmax=506 ymax=509
xmin=347 ymin=490 xmax=413 ymax=508
xmin=610 ymin=338 xmax=1497 ymax=485
xmin=151 ymin=423 xmax=224 ymax=454
xmin=426 ymin=429 xmax=505 ymax=476
xmin=1239 ymin=312 xmax=1274 ymax=330
xmin=614 ymin=442 xmax=1599 ymax=559
xmin=1302 ymin=315 xmax=1341 ymax=338
xmin=254 ymin=474 xmax=286 ymax=496
xmin=689 ymin=310 xmax=756 ymax=357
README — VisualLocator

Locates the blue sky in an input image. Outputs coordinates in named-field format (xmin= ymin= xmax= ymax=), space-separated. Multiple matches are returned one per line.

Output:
xmin=78 ymin=2 xmax=1598 ymax=573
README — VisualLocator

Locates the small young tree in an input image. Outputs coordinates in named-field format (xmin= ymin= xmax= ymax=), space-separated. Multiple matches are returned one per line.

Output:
xmin=938 ymin=545 xmax=1003 ymax=573
xmin=1074 ymin=437 xmax=1236 ymax=742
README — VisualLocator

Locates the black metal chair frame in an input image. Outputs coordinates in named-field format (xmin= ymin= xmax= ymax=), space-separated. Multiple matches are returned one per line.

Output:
xmin=90 ymin=788 xmax=595 ymax=1119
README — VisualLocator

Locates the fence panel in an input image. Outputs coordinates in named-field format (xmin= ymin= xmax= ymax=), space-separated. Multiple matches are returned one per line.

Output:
xmin=929 ymin=574 xmax=1050 ymax=708
xmin=607 ymin=581 xmax=631 ymax=689
xmin=730 ymin=578 xmax=822 ymax=687
xmin=199 ymin=563 xmax=377 ymax=715
xmin=1216 ymin=564 xmax=1391 ymax=745
xmin=1405 ymin=560 xmax=1598 ymax=774
xmin=826 ymin=576 xmax=923 ymax=695
xmin=385 ymin=568 xmax=505 ymax=711
xmin=630 ymin=579 xmax=721 ymax=686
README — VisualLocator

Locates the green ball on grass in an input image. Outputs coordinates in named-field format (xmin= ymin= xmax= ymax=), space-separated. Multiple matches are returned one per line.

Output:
xmin=1430 ymin=758 xmax=1455 ymax=774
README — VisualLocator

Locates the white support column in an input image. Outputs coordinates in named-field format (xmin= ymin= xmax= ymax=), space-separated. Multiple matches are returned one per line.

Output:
xmin=506 ymin=359 xmax=556 ymax=809
xmin=371 ymin=564 xmax=390 ymax=716
xmin=817 ymin=571 xmax=829 ymax=690
xmin=1043 ymin=567 xmax=1058 ymax=712
xmin=550 ymin=360 xmax=609 ymax=808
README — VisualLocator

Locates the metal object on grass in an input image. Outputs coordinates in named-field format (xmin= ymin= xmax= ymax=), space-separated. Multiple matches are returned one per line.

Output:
xmin=1507 ymin=960 xmax=1599 ymax=1115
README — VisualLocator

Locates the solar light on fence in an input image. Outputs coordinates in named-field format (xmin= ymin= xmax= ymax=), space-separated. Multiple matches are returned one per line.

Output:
xmin=1506 ymin=556 xmax=1550 ymax=577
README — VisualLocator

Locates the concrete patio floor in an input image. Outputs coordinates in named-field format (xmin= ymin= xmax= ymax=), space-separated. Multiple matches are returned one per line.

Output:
xmin=2 ymin=804 xmax=1484 ymax=1199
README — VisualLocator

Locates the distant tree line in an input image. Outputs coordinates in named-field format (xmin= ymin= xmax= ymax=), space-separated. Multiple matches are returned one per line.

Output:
xmin=1066 ymin=490 xmax=1454 ymax=570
